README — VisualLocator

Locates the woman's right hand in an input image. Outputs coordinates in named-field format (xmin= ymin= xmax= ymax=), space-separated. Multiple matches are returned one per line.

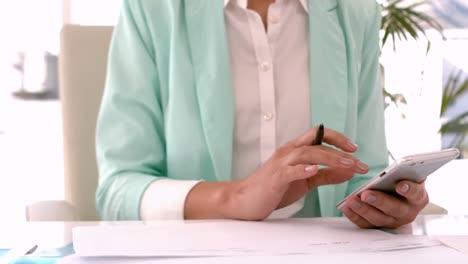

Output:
xmin=218 ymin=126 xmax=370 ymax=221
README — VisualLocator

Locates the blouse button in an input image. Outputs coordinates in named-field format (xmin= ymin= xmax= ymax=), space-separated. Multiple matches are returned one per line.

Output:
xmin=259 ymin=62 xmax=271 ymax=72
xmin=263 ymin=112 xmax=273 ymax=121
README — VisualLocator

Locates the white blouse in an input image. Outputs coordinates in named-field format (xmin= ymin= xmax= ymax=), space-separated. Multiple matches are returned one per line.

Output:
xmin=140 ymin=0 xmax=313 ymax=220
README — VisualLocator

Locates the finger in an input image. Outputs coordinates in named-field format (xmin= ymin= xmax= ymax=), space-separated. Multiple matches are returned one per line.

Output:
xmin=315 ymin=145 xmax=369 ymax=174
xmin=360 ymin=190 xmax=410 ymax=219
xmin=279 ymin=164 xmax=319 ymax=184
xmin=396 ymin=181 xmax=429 ymax=206
xmin=347 ymin=196 xmax=397 ymax=227
xmin=342 ymin=206 xmax=374 ymax=229
xmin=293 ymin=126 xmax=358 ymax=152
xmin=315 ymin=145 xmax=359 ymax=161
xmin=287 ymin=146 xmax=368 ymax=172
xmin=307 ymin=168 xmax=355 ymax=190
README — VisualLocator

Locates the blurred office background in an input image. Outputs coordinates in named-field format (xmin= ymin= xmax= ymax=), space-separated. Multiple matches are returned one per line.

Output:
xmin=0 ymin=0 xmax=467 ymax=222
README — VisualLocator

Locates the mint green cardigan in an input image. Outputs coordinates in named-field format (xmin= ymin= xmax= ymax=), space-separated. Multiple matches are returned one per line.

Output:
xmin=95 ymin=0 xmax=389 ymax=220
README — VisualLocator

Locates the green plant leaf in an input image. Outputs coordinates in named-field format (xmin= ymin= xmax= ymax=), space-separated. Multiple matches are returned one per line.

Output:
xmin=441 ymin=71 xmax=468 ymax=116
xmin=381 ymin=0 xmax=444 ymax=50
xmin=440 ymin=112 xmax=468 ymax=134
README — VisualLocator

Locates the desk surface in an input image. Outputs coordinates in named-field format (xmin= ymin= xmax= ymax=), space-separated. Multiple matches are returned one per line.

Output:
xmin=1 ymin=215 xmax=468 ymax=258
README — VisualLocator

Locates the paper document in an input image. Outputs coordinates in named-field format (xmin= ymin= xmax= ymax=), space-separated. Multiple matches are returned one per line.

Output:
xmin=436 ymin=236 xmax=468 ymax=255
xmin=73 ymin=218 xmax=440 ymax=257
xmin=59 ymin=246 xmax=468 ymax=264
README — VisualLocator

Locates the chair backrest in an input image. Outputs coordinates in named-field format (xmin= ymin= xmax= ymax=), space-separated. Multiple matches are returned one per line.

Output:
xmin=59 ymin=25 xmax=114 ymax=221
xmin=26 ymin=200 xmax=78 ymax=222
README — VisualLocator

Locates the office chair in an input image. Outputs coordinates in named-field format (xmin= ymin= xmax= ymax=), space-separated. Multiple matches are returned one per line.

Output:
xmin=58 ymin=25 xmax=113 ymax=221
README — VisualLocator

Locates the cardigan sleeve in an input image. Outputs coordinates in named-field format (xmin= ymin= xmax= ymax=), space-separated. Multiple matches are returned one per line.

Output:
xmin=95 ymin=0 xmax=167 ymax=220
xmin=346 ymin=2 xmax=389 ymax=195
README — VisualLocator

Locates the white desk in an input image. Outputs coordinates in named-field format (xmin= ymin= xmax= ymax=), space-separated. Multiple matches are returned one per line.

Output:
xmin=1 ymin=216 xmax=468 ymax=262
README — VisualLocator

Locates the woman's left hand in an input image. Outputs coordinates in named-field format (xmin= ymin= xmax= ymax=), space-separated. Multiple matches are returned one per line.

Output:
xmin=340 ymin=181 xmax=429 ymax=229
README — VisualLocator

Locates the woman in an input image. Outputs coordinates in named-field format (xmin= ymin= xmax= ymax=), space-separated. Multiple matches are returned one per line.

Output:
xmin=96 ymin=0 xmax=429 ymax=228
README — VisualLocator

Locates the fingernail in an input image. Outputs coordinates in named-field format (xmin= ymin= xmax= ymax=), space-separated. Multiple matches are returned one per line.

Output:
xmin=305 ymin=165 xmax=317 ymax=172
xmin=366 ymin=195 xmax=377 ymax=204
xmin=400 ymin=184 xmax=410 ymax=193
xmin=357 ymin=161 xmax=369 ymax=171
xmin=346 ymin=140 xmax=358 ymax=149
xmin=350 ymin=201 xmax=362 ymax=209
xmin=339 ymin=158 xmax=355 ymax=167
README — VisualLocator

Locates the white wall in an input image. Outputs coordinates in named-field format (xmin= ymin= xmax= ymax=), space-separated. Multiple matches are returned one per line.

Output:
xmin=381 ymin=31 xmax=445 ymax=159
xmin=381 ymin=29 xmax=468 ymax=159
xmin=67 ymin=0 xmax=121 ymax=25
xmin=0 ymin=0 xmax=64 ymax=222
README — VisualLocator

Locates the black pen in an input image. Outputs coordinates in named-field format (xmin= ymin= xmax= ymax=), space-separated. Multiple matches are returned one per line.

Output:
xmin=311 ymin=124 xmax=324 ymax=146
